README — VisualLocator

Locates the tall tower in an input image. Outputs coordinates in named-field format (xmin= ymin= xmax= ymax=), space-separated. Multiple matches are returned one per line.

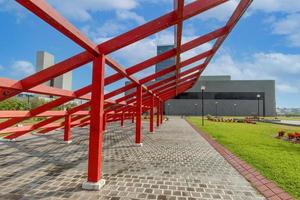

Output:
xmin=36 ymin=51 xmax=72 ymax=91
xmin=155 ymin=45 xmax=175 ymax=81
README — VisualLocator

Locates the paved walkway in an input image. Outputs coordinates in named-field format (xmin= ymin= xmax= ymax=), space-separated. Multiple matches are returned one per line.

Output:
xmin=0 ymin=117 xmax=265 ymax=200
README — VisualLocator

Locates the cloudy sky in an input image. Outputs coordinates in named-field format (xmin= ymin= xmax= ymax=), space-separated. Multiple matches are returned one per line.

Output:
xmin=0 ymin=0 xmax=300 ymax=107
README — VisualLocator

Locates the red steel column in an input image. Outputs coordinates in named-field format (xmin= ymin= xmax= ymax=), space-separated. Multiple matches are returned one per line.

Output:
xmin=156 ymin=98 xmax=160 ymax=127
xmin=160 ymin=101 xmax=164 ymax=124
xmin=121 ymin=111 xmax=124 ymax=127
xmin=149 ymin=95 xmax=154 ymax=133
xmin=135 ymin=85 xmax=142 ymax=145
xmin=64 ymin=114 xmax=71 ymax=143
xmin=103 ymin=113 xmax=107 ymax=132
xmin=83 ymin=55 xmax=105 ymax=190
xmin=132 ymin=113 xmax=135 ymax=123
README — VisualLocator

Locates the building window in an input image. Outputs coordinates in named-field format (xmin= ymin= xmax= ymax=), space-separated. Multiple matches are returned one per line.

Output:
xmin=175 ymin=92 xmax=265 ymax=100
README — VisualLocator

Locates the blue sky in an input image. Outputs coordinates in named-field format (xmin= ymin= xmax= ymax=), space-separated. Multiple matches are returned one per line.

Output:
xmin=0 ymin=0 xmax=300 ymax=107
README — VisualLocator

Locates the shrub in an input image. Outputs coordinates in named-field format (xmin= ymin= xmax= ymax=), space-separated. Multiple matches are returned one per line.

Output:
xmin=288 ymin=133 xmax=296 ymax=140
xmin=30 ymin=97 xmax=48 ymax=109
xmin=0 ymin=98 xmax=30 ymax=110
xmin=277 ymin=130 xmax=285 ymax=138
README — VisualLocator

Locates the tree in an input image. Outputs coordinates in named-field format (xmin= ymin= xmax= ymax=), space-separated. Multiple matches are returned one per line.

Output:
xmin=0 ymin=98 xmax=30 ymax=110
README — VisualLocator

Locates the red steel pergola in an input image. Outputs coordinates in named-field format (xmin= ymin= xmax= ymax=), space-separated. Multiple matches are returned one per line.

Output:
xmin=0 ymin=0 xmax=252 ymax=190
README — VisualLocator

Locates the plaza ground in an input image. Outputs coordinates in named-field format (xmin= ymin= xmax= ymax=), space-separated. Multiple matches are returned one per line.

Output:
xmin=0 ymin=117 xmax=264 ymax=200
xmin=187 ymin=117 xmax=300 ymax=200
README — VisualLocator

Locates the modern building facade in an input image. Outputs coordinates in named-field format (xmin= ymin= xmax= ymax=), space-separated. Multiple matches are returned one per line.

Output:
xmin=165 ymin=75 xmax=276 ymax=116
xmin=156 ymin=45 xmax=276 ymax=116
xmin=36 ymin=51 xmax=72 ymax=90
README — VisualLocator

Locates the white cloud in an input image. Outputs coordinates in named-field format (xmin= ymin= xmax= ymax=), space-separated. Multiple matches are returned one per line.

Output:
xmin=186 ymin=0 xmax=300 ymax=22
xmin=271 ymin=13 xmax=300 ymax=47
xmin=203 ymin=52 xmax=300 ymax=94
xmin=251 ymin=0 xmax=300 ymax=14
xmin=277 ymin=84 xmax=299 ymax=94
xmin=108 ymin=30 xmax=212 ymax=68
xmin=10 ymin=60 xmax=35 ymax=77
xmin=82 ymin=22 xmax=127 ymax=41
xmin=48 ymin=0 xmax=139 ymax=22
xmin=0 ymin=0 xmax=26 ymax=21
xmin=187 ymin=0 xmax=239 ymax=22
xmin=116 ymin=10 xmax=145 ymax=24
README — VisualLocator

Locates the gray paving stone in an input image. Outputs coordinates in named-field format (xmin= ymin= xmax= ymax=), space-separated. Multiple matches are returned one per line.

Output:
xmin=0 ymin=117 xmax=265 ymax=200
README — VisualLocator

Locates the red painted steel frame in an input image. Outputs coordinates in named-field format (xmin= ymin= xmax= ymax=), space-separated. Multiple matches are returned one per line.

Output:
xmin=87 ymin=55 xmax=105 ymax=182
xmin=150 ymin=95 xmax=154 ymax=133
xmin=135 ymin=85 xmax=142 ymax=144
xmin=0 ymin=0 xmax=252 ymax=190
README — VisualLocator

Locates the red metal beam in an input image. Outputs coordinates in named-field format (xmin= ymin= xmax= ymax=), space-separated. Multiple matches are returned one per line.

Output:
xmin=149 ymin=95 xmax=154 ymax=133
xmin=193 ymin=0 xmax=253 ymax=84
xmin=174 ymin=0 xmax=184 ymax=95
xmin=87 ymin=55 xmax=105 ymax=184
xmin=135 ymin=85 xmax=142 ymax=145
xmin=0 ymin=78 xmax=91 ymax=99
xmin=16 ymin=0 xmax=99 ymax=56
xmin=98 ymin=0 xmax=228 ymax=54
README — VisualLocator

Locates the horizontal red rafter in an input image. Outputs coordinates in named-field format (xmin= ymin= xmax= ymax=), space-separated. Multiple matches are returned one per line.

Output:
xmin=2 ymin=119 xmax=88 ymax=135
xmin=0 ymin=110 xmax=89 ymax=118
xmin=174 ymin=0 xmax=184 ymax=95
xmin=98 ymin=0 xmax=228 ymax=54
xmin=0 ymin=78 xmax=91 ymax=100
xmin=38 ymin=115 xmax=88 ymax=134
xmin=16 ymin=0 xmax=99 ymax=56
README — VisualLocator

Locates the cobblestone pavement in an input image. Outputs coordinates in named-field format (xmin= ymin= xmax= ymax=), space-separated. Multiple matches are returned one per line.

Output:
xmin=0 ymin=117 xmax=265 ymax=200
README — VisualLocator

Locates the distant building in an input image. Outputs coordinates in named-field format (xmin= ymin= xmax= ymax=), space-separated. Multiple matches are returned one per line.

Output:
xmin=155 ymin=45 xmax=175 ymax=81
xmin=155 ymin=45 xmax=276 ymax=116
xmin=36 ymin=51 xmax=72 ymax=91
xmin=166 ymin=75 xmax=276 ymax=116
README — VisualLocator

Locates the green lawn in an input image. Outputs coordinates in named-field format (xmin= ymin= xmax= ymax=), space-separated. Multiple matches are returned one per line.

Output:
xmin=187 ymin=117 xmax=300 ymax=200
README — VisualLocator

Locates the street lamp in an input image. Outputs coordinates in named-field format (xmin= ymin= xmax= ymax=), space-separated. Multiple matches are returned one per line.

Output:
xmin=215 ymin=101 xmax=219 ymax=117
xmin=234 ymin=104 xmax=237 ymax=116
xmin=257 ymin=94 xmax=261 ymax=119
xmin=201 ymin=85 xmax=206 ymax=126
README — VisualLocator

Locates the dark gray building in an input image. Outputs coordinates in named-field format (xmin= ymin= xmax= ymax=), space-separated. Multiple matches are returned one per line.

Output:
xmin=165 ymin=75 xmax=276 ymax=116
xmin=155 ymin=45 xmax=276 ymax=116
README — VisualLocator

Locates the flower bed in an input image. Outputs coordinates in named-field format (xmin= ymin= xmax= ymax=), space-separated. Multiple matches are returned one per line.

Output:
xmin=276 ymin=130 xmax=300 ymax=144
xmin=206 ymin=115 xmax=256 ymax=124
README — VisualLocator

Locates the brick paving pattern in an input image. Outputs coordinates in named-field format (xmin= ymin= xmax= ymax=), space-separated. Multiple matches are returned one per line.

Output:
xmin=0 ymin=117 xmax=265 ymax=200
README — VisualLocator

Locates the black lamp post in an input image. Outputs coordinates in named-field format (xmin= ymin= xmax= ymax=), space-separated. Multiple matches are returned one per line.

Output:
xmin=215 ymin=101 xmax=219 ymax=117
xmin=201 ymin=85 xmax=206 ymax=126
xmin=234 ymin=103 xmax=237 ymax=116
xmin=257 ymin=94 xmax=261 ymax=119
xmin=194 ymin=103 xmax=198 ymax=116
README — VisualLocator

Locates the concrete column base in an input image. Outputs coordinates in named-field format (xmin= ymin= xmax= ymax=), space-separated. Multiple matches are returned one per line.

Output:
xmin=65 ymin=140 xmax=72 ymax=144
xmin=82 ymin=179 xmax=106 ymax=191
xmin=134 ymin=143 xmax=143 ymax=147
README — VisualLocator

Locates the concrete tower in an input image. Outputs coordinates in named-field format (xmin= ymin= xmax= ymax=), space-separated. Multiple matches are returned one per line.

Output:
xmin=155 ymin=45 xmax=175 ymax=81
xmin=36 ymin=51 xmax=72 ymax=91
